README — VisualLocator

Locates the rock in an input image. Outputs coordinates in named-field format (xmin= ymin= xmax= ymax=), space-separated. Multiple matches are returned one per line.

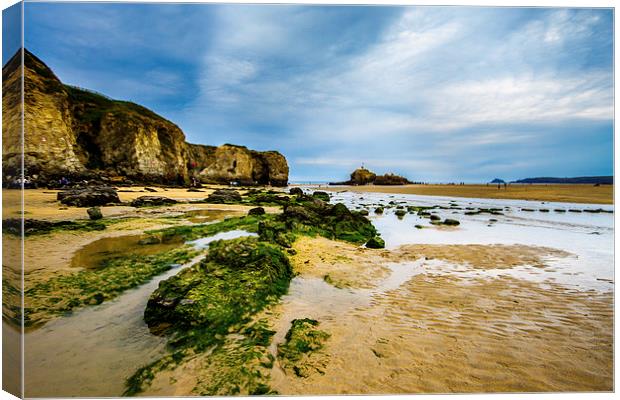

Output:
xmin=206 ymin=189 xmax=242 ymax=204
xmin=373 ymin=173 xmax=412 ymax=185
xmin=350 ymin=168 xmax=376 ymax=185
xmin=87 ymin=207 xmax=103 ymax=220
xmin=374 ymin=207 xmax=384 ymax=214
xmin=57 ymin=186 xmax=120 ymax=207
xmin=359 ymin=209 xmax=369 ymax=216
xmin=443 ymin=219 xmax=460 ymax=226
xmin=414 ymin=225 xmax=424 ymax=229
xmin=144 ymin=187 xmax=157 ymax=192
xmin=130 ymin=196 xmax=178 ymax=207
xmin=365 ymin=236 xmax=385 ymax=249
xmin=312 ymin=191 xmax=330 ymax=202
xmin=330 ymin=167 xmax=411 ymax=186
xmin=430 ymin=214 xmax=441 ymax=221
xmin=395 ymin=210 xmax=406 ymax=217
xmin=248 ymin=207 xmax=266 ymax=216
xmin=289 ymin=187 xmax=304 ymax=196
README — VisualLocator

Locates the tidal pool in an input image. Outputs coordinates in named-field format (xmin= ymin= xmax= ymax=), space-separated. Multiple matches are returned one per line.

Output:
xmin=24 ymin=230 xmax=256 ymax=398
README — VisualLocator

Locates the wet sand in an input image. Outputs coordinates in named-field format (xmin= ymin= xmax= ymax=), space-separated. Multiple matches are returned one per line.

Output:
xmin=323 ymin=184 xmax=613 ymax=204
xmin=3 ymin=186 xmax=276 ymax=221
xmin=268 ymin=239 xmax=613 ymax=394
xmin=6 ymin=186 xmax=613 ymax=396
xmin=141 ymin=236 xmax=613 ymax=395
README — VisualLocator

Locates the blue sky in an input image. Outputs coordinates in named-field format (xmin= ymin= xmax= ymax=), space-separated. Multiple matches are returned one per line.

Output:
xmin=20 ymin=3 xmax=613 ymax=182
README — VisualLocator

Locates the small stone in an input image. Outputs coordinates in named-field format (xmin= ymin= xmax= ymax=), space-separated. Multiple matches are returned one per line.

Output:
xmin=248 ymin=207 xmax=266 ymax=216
xmin=87 ymin=207 xmax=103 ymax=220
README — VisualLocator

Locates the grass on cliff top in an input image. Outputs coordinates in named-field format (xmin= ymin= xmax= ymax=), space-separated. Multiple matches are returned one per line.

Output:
xmin=64 ymin=84 xmax=172 ymax=124
xmin=23 ymin=247 xmax=198 ymax=328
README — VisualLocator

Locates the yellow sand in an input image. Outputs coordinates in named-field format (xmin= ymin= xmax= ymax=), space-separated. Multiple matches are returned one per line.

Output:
xmin=143 ymin=237 xmax=613 ymax=395
xmin=324 ymin=184 xmax=613 ymax=204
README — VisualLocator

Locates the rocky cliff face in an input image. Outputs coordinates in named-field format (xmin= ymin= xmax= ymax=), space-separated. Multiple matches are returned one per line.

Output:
xmin=2 ymin=49 xmax=289 ymax=186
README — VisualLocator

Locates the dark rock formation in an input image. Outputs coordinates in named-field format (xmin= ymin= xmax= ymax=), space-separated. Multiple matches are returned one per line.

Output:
xmin=206 ymin=189 xmax=242 ymax=204
xmin=3 ymin=49 xmax=289 ymax=187
xmin=57 ymin=186 xmax=120 ymax=207
xmin=330 ymin=167 xmax=411 ymax=186
xmin=248 ymin=207 xmax=266 ymax=216
xmin=365 ymin=236 xmax=385 ymax=249
xmin=130 ymin=196 xmax=178 ymax=207
xmin=87 ymin=207 xmax=103 ymax=220
xmin=289 ymin=187 xmax=304 ymax=196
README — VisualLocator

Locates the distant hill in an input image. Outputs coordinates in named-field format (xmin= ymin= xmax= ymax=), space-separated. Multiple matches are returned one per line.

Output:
xmin=490 ymin=178 xmax=505 ymax=184
xmin=511 ymin=176 xmax=613 ymax=184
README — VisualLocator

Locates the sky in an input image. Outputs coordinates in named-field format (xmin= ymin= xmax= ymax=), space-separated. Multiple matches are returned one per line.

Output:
xmin=18 ymin=3 xmax=614 ymax=182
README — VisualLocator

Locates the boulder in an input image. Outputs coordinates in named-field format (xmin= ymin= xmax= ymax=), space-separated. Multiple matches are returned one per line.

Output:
xmin=312 ymin=191 xmax=330 ymax=202
xmin=87 ymin=207 xmax=103 ymax=220
xmin=57 ymin=186 xmax=120 ymax=207
xmin=350 ymin=168 xmax=376 ymax=185
xmin=289 ymin=187 xmax=304 ymax=196
xmin=248 ymin=207 xmax=266 ymax=216
xmin=206 ymin=189 xmax=242 ymax=204
xmin=130 ymin=196 xmax=178 ymax=207
xmin=365 ymin=236 xmax=385 ymax=249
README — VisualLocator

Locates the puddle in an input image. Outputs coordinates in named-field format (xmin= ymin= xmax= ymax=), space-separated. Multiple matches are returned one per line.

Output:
xmin=24 ymin=230 xmax=256 ymax=398
xmin=184 ymin=209 xmax=242 ymax=223
xmin=70 ymin=234 xmax=182 ymax=269
xmin=268 ymin=260 xmax=425 ymax=358
xmin=71 ymin=209 xmax=245 ymax=269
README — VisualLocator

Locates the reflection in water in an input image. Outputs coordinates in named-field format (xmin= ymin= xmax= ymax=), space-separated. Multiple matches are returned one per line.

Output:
xmin=184 ymin=209 xmax=242 ymax=224
xmin=70 ymin=234 xmax=181 ymax=269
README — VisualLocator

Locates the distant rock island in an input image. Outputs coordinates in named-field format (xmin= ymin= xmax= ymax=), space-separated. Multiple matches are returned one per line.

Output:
xmin=512 ymin=176 xmax=613 ymax=185
xmin=2 ymin=49 xmax=289 ymax=187
xmin=330 ymin=167 xmax=412 ymax=186
xmin=490 ymin=178 xmax=506 ymax=184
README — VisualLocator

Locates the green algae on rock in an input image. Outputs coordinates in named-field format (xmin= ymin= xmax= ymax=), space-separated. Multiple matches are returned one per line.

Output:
xmin=277 ymin=318 xmax=331 ymax=378
xmin=365 ymin=236 xmax=386 ymax=249
xmin=144 ymin=237 xmax=292 ymax=335
xmin=23 ymin=247 xmax=198 ymax=327
xmin=128 ymin=237 xmax=293 ymax=396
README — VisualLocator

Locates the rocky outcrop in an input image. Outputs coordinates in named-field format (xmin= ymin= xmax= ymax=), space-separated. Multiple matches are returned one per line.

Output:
xmin=329 ymin=167 xmax=411 ymax=186
xmin=2 ymin=49 xmax=289 ymax=186
xmin=130 ymin=196 xmax=178 ymax=208
xmin=189 ymin=144 xmax=288 ymax=186
xmin=57 ymin=186 xmax=121 ymax=207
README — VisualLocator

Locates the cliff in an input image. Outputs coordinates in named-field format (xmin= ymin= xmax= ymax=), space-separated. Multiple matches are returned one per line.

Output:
xmin=2 ymin=49 xmax=289 ymax=186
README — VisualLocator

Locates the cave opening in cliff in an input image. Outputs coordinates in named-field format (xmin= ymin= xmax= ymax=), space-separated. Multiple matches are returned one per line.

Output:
xmin=76 ymin=131 xmax=104 ymax=169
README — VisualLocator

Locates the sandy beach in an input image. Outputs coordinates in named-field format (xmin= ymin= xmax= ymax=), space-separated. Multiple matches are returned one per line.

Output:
xmin=323 ymin=184 xmax=613 ymax=205
xmin=3 ymin=185 xmax=613 ymax=396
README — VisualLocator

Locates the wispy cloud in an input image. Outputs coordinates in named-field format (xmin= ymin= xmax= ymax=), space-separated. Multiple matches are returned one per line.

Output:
xmin=24 ymin=4 xmax=613 ymax=182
